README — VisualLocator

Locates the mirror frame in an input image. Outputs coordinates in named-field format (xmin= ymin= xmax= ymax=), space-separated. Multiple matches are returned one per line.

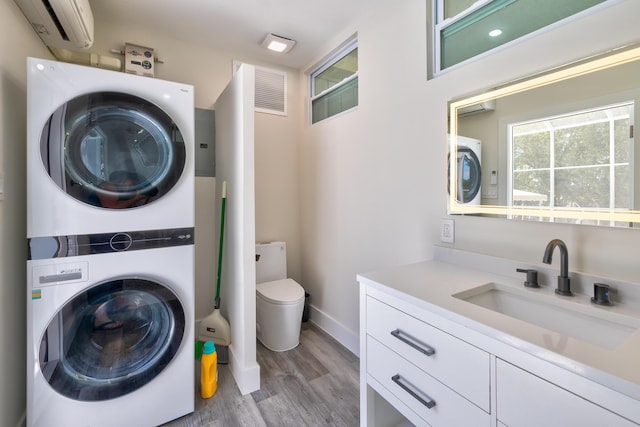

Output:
xmin=448 ymin=44 xmax=640 ymax=225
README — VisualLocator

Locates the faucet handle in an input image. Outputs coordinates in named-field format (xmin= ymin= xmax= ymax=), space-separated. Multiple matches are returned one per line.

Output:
xmin=591 ymin=283 xmax=615 ymax=306
xmin=516 ymin=268 xmax=540 ymax=288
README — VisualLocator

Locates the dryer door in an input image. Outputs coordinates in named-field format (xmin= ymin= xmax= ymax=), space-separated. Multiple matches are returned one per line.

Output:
xmin=39 ymin=278 xmax=185 ymax=401
xmin=40 ymin=92 xmax=186 ymax=209
xmin=448 ymin=147 xmax=481 ymax=204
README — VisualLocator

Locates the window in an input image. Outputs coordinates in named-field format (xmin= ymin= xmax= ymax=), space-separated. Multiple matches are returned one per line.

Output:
xmin=509 ymin=103 xmax=634 ymax=214
xmin=310 ymin=39 xmax=358 ymax=124
xmin=433 ymin=0 xmax=607 ymax=73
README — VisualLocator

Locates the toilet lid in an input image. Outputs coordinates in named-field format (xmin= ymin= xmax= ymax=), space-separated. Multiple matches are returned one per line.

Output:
xmin=256 ymin=278 xmax=304 ymax=304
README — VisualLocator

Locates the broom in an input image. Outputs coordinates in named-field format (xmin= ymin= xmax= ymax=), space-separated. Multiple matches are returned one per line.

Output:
xmin=198 ymin=180 xmax=230 ymax=363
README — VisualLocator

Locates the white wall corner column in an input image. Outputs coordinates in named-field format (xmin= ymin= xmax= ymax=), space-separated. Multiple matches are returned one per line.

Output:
xmin=214 ymin=64 xmax=260 ymax=394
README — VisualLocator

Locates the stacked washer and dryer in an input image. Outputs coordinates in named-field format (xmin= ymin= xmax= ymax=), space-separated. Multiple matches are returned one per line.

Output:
xmin=26 ymin=58 xmax=195 ymax=426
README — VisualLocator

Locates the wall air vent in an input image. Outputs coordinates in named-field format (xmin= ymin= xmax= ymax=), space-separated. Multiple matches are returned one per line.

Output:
xmin=233 ymin=61 xmax=287 ymax=116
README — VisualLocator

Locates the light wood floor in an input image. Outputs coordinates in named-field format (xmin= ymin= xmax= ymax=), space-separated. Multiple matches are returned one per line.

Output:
xmin=163 ymin=323 xmax=360 ymax=427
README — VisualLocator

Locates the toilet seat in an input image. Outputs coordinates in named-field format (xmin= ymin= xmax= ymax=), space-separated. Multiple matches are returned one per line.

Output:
xmin=257 ymin=278 xmax=304 ymax=305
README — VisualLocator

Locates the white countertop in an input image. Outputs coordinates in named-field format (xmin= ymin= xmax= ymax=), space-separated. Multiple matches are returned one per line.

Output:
xmin=357 ymin=248 xmax=640 ymax=402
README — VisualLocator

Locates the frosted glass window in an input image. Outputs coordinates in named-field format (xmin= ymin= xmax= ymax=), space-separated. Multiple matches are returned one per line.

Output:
xmin=434 ymin=0 xmax=607 ymax=72
xmin=310 ymin=39 xmax=358 ymax=124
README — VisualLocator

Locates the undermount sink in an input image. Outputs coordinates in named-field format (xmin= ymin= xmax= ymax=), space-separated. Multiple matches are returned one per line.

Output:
xmin=452 ymin=282 xmax=640 ymax=350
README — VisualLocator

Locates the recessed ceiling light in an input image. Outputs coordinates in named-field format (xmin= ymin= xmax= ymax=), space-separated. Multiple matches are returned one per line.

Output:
xmin=489 ymin=29 xmax=503 ymax=37
xmin=261 ymin=33 xmax=296 ymax=54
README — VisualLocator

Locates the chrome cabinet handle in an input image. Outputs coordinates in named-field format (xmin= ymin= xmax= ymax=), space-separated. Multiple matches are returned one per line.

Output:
xmin=390 ymin=329 xmax=435 ymax=356
xmin=391 ymin=374 xmax=436 ymax=409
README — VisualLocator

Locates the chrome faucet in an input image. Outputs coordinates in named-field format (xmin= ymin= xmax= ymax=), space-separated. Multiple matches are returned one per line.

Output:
xmin=542 ymin=239 xmax=572 ymax=296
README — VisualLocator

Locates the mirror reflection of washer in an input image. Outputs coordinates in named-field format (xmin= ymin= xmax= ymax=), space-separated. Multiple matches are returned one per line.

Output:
xmin=452 ymin=135 xmax=482 ymax=205
xmin=27 ymin=57 xmax=194 ymax=238
xmin=27 ymin=247 xmax=194 ymax=426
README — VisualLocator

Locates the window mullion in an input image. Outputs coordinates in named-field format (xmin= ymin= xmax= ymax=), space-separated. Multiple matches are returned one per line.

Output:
xmin=609 ymin=116 xmax=616 ymax=210
xmin=549 ymin=129 xmax=555 ymax=209
xmin=310 ymin=72 xmax=358 ymax=103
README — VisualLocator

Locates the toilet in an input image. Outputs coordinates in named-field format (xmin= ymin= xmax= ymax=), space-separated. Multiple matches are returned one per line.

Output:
xmin=255 ymin=242 xmax=305 ymax=351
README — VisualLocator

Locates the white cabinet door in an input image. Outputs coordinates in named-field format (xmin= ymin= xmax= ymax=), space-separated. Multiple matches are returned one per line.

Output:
xmin=497 ymin=359 xmax=637 ymax=427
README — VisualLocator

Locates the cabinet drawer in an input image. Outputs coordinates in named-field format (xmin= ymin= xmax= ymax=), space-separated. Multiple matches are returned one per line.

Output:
xmin=367 ymin=336 xmax=490 ymax=426
xmin=366 ymin=296 xmax=490 ymax=410
xmin=497 ymin=359 xmax=637 ymax=427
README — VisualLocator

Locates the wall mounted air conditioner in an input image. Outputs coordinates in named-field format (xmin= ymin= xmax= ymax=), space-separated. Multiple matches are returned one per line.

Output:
xmin=457 ymin=99 xmax=496 ymax=117
xmin=14 ymin=0 xmax=94 ymax=50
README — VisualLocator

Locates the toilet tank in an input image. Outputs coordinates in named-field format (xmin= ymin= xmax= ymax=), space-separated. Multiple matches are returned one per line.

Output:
xmin=255 ymin=242 xmax=287 ymax=283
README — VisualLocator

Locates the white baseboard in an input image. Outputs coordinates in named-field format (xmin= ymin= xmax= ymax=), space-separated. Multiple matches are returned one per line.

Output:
xmin=197 ymin=307 xmax=359 ymax=393
xmin=228 ymin=344 xmax=261 ymax=395
xmin=308 ymin=304 xmax=360 ymax=357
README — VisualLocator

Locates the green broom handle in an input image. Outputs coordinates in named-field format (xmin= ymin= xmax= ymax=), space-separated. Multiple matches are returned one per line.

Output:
xmin=215 ymin=181 xmax=227 ymax=309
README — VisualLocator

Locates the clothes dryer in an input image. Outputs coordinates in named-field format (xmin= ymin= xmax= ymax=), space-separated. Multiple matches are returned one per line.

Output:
xmin=449 ymin=135 xmax=482 ymax=205
xmin=26 ymin=244 xmax=194 ymax=427
xmin=27 ymin=57 xmax=194 ymax=238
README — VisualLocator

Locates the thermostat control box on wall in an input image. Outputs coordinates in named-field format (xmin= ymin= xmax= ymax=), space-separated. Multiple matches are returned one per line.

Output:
xmin=125 ymin=43 xmax=154 ymax=77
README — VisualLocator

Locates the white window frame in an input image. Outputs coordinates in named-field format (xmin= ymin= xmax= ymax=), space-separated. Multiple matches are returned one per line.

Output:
xmin=309 ymin=37 xmax=358 ymax=124
xmin=507 ymin=101 xmax=635 ymax=212
xmin=433 ymin=0 xmax=493 ymax=74
xmin=432 ymin=0 xmax=614 ymax=76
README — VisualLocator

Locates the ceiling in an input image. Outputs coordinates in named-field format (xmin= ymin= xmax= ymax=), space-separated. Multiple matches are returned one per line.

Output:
xmin=90 ymin=0 xmax=371 ymax=70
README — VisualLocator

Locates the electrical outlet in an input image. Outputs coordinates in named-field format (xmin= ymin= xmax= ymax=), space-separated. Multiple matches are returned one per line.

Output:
xmin=440 ymin=219 xmax=454 ymax=243
xmin=483 ymin=186 xmax=498 ymax=199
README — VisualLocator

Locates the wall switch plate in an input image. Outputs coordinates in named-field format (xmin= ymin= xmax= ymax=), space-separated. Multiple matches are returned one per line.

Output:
xmin=440 ymin=219 xmax=454 ymax=243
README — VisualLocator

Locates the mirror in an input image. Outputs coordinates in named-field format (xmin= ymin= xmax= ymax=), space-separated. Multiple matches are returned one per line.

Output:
xmin=448 ymin=44 xmax=640 ymax=228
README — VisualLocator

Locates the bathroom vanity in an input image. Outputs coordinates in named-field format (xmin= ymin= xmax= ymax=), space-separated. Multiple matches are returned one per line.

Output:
xmin=358 ymin=248 xmax=640 ymax=426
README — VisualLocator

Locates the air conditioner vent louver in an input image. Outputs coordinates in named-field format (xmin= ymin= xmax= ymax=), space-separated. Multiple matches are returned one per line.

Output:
xmin=458 ymin=100 xmax=496 ymax=117
xmin=42 ymin=0 xmax=70 ymax=41
xmin=14 ymin=0 xmax=94 ymax=50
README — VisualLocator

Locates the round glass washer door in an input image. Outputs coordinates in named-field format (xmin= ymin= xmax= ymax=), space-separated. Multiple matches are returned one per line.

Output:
xmin=448 ymin=147 xmax=481 ymax=204
xmin=39 ymin=278 xmax=185 ymax=401
xmin=40 ymin=92 xmax=186 ymax=209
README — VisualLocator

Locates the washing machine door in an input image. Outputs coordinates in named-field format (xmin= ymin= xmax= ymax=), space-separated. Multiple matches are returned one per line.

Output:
xmin=40 ymin=92 xmax=186 ymax=209
xmin=39 ymin=278 xmax=185 ymax=401
xmin=448 ymin=147 xmax=481 ymax=204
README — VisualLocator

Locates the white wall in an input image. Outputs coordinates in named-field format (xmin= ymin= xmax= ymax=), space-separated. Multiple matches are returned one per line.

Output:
xmin=430 ymin=0 xmax=640 ymax=278
xmin=299 ymin=0 xmax=640 ymax=354
xmin=0 ymin=3 xmax=52 ymax=426
xmin=300 ymin=1 xmax=436 ymax=353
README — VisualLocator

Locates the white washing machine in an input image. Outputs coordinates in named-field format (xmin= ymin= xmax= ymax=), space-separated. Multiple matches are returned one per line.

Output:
xmin=27 ymin=57 xmax=194 ymax=239
xmin=450 ymin=135 xmax=482 ymax=205
xmin=27 ymin=245 xmax=194 ymax=427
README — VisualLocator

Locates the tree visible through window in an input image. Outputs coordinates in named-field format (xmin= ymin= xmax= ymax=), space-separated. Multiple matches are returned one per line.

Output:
xmin=510 ymin=103 xmax=634 ymax=211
